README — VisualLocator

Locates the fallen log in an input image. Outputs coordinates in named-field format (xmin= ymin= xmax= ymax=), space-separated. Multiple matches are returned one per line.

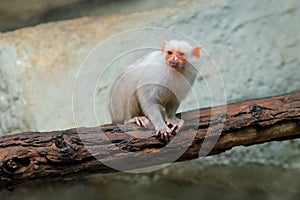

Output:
xmin=0 ymin=91 xmax=300 ymax=190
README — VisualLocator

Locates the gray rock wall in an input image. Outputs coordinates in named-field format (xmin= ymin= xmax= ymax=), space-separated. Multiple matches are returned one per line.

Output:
xmin=0 ymin=0 xmax=83 ymax=31
xmin=0 ymin=42 xmax=33 ymax=134
xmin=151 ymin=0 xmax=300 ymax=169
xmin=0 ymin=0 xmax=182 ymax=32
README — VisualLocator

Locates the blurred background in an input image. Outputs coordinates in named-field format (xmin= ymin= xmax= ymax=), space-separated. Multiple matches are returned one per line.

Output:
xmin=0 ymin=0 xmax=182 ymax=32
xmin=0 ymin=0 xmax=300 ymax=199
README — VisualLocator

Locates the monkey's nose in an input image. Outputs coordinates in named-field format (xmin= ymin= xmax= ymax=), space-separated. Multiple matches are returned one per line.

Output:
xmin=170 ymin=59 xmax=176 ymax=64
xmin=170 ymin=57 xmax=178 ymax=63
xmin=171 ymin=57 xmax=178 ymax=62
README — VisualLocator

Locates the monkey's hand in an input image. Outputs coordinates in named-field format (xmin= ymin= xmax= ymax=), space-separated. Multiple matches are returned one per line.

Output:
xmin=129 ymin=116 xmax=151 ymax=128
xmin=166 ymin=117 xmax=184 ymax=134
xmin=155 ymin=125 xmax=172 ymax=141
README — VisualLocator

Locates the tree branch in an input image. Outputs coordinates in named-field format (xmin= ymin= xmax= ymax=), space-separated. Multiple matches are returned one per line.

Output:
xmin=0 ymin=92 xmax=300 ymax=190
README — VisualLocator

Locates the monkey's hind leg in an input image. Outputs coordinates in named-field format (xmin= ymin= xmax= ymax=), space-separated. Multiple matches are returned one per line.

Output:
xmin=129 ymin=116 xmax=151 ymax=128
xmin=127 ymin=92 xmax=152 ymax=128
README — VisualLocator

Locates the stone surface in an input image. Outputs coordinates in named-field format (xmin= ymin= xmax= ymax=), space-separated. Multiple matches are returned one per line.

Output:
xmin=0 ymin=0 xmax=82 ymax=31
xmin=0 ymin=0 xmax=182 ymax=32
xmin=0 ymin=0 xmax=299 ymax=182
xmin=0 ymin=42 xmax=33 ymax=134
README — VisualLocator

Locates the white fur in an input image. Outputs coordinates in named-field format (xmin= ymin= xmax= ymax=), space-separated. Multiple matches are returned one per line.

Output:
xmin=109 ymin=40 xmax=198 ymax=131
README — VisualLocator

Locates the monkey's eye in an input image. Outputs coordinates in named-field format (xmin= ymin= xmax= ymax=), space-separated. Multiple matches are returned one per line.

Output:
xmin=167 ymin=51 xmax=173 ymax=55
xmin=178 ymin=52 xmax=185 ymax=57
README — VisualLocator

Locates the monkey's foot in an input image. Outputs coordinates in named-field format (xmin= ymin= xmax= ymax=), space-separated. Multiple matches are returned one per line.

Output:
xmin=166 ymin=118 xmax=184 ymax=134
xmin=155 ymin=126 xmax=172 ymax=141
xmin=129 ymin=116 xmax=151 ymax=128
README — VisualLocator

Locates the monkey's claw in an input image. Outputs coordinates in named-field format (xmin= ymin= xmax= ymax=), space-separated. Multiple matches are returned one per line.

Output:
xmin=129 ymin=116 xmax=151 ymax=128
xmin=155 ymin=127 xmax=172 ymax=141
xmin=166 ymin=118 xmax=184 ymax=134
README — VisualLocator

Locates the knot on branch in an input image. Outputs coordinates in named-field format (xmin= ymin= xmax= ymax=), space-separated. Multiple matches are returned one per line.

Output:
xmin=248 ymin=103 xmax=263 ymax=116
xmin=2 ymin=157 xmax=31 ymax=174
xmin=53 ymin=133 xmax=67 ymax=149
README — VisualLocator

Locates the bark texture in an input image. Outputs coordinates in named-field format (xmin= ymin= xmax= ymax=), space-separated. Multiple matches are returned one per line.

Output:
xmin=0 ymin=92 xmax=300 ymax=190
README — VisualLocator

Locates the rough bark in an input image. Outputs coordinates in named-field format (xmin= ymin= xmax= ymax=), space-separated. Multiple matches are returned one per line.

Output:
xmin=0 ymin=91 xmax=300 ymax=191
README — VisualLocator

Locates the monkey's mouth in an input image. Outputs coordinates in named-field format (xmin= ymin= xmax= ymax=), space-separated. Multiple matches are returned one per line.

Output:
xmin=168 ymin=61 xmax=182 ymax=70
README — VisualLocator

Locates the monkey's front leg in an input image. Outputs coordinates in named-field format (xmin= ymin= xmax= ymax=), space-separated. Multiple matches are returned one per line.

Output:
xmin=144 ymin=103 xmax=172 ymax=141
xmin=166 ymin=117 xmax=184 ymax=134
xmin=166 ymin=103 xmax=184 ymax=134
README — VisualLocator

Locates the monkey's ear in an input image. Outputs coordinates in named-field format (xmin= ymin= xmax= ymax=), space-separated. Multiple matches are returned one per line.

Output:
xmin=192 ymin=46 xmax=202 ymax=58
xmin=160 ymin=40 xmax=167 ymax=52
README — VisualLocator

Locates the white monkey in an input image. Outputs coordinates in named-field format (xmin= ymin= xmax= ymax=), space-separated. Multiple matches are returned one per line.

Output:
xmin=109 ymin=40 xmax=201 ymax=141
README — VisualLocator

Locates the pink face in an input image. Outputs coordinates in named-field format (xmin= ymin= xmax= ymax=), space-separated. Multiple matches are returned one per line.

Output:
xmin=165 ymin=49 xmax=188 ymax=70
xmin=161 ymin=40 xmax=201 ymax=71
